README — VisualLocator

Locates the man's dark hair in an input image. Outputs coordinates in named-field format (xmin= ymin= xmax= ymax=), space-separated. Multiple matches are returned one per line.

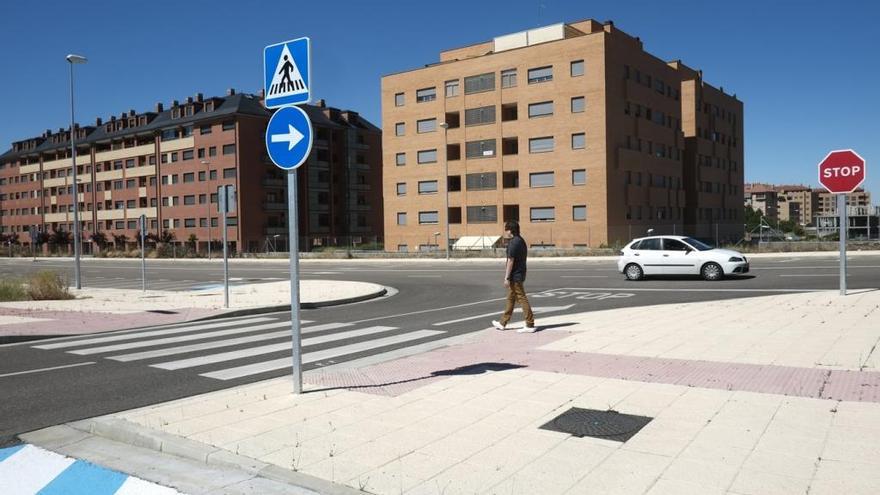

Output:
xmin=504 ymin=220 xmax=520 ymax=236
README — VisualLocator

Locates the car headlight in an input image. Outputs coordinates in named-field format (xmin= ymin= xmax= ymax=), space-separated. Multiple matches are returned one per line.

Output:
xmin=728 ymin=257 xmax=744 ymax=262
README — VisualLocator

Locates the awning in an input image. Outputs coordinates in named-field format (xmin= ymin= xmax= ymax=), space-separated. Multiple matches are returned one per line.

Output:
xmin=452 ymin=235 xmax=502 ymax=251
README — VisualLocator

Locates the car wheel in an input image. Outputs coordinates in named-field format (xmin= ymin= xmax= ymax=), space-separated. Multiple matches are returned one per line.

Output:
xmin=701 ymin=262 xmax=723 ymax=281
xmin=624 ymin=263 xmax=643 ymax=281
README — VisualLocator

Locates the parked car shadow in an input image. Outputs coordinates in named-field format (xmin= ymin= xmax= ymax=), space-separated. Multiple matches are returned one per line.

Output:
xmin=629 ymin=274 xmax=756 ymax=282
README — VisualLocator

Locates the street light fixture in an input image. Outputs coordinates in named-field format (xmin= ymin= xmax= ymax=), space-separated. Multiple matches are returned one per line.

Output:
xmin=439 ymin=122 xmax=450 ymax=260
xmin=66 ymin=53 xmax=87 ymax=289
xmin=200 ymin=160 xmax=212 ymax=259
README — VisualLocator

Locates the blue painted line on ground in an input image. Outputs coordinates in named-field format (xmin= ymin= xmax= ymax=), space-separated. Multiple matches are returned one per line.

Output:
xmin=0 ymin=444 xmax=24 ymax=462
xmin=37 ymin=460 xmax=128 ymax=494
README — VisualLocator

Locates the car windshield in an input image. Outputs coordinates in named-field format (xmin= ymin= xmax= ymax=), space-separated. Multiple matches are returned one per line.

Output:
xmin=683 ymin=237 xmax=714 ymax=251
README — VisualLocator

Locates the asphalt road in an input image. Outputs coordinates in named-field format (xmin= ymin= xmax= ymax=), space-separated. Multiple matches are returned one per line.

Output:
xmin=1 ymin=254 xmax=878 ymax=446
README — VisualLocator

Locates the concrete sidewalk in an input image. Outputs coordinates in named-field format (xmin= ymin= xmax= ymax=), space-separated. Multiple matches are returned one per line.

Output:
xmin=0 ymin=280 xmax=386 ymax=339
xmin=28 ymin=288 xmax=880 ymax=494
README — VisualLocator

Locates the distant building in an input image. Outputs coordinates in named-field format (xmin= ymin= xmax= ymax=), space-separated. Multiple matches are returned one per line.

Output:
xmin=744 ymin=183 xmax=777 ymax=221
xmin=743 ymin=183 xmax=871 ymax=228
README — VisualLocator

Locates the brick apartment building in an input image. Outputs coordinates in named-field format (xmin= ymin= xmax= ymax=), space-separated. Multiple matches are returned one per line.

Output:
xmin=381 ymin=19 xmax=744 ymax=251
xmin=744 ymin=182 xmax=871 ymax=226
xmin=0 ymin=90 xmax=382 ymax=253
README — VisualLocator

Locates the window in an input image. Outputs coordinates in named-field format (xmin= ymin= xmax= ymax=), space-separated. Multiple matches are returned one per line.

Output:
xmin=396 ymin=153 xmax=406 ymax=166
xmin=209 ymin=146 xmax=217 ymax=157
xmin=182 ymin=150 xmax=194 ymax=160
xmin=573 ymin=205 xmax=587 ymax=221
xmin=416 ymin=87 xmax=436 ymax=102
xmin=467 ymin=206 xmax=498 ymax=223
xmin=528 ymin=101 xmax=553 ymax=118
xmin=571 ymin=133 xmax=585 ymax=149
xmin=127 ymin=220 xmax=137 ymax=229
xmin=464 ymin=72 xmax=495 ymax=94
xmin=185 ymin=218 xmax=196 ymax=228
xmin=209 ymin=170 xmax=218 ymax=180
xmin=222 ymin=144 xmax=236 ymax=155
xmin=395 ymin=122 xmax=405 ymax=136
xmin=529 ymin=172 xmax=554 ymax=188
xmin=418 ymin=180 xmax=438 ymax=194
xmin=465 ymin=172 xmax=497 ymax=191
xmin=183 ymin=173 xmax=194 ymax=183
xmin=199 ymin=194 xmax=207 ymax=204
xmin=447 ymin=175 xmax=461 ymax=192
xmin=394 ymin=92 xmax=405 ymax=106
xmin=464 ymin=106 xmax=495 ymax=126
xmin=465 ymin=139 xmax=496 ymax=158
xmin=571 ymin=97 xmax=585 ymax=113
xmin=184 ymin=195 xmax=196 ymax=205
xmin=570 ymin=60 xmax=584 ymax=77
xmin=200 ymin=125 xmax=212 ymax=135
xmin=445 ymin=80 xmax=459 ymax=97
xmin=222 ymin=121 xmax=235 ymax=131
xmin=418 ymin=211 xmax=439 ymax=224
xmin=635 ymin=238 xmax=661 ymax=250
xmin=171 ymin=152 xmax=178 ymax=163
xmin=530 ymin=207 xmax=555 ymax=222
xmin=396 ymin=183 xmax=406 ymax=196
xmin=397 ymin=212 xmax=406 ymax=225
xmin=222 ymin=168 xmax=236 ymax=179
xmin=197 ymin=148 xmax=205 ymax=159
xmin=113 ymin=180 xmax=124 ymax=190
xmin=126 ymin=200 xmax=136 ymax=208
xmin=125 ymin=179 xmax=136 ymax=188
xmin=528 ymin=66 xmax=553 ymax=84
xmin=198 ymin=171 xmax=206 ymax=181
xmin=417 ymin=149 xmax=437 ymax=164
xmin=572 ymin=169 xmax=586 ymax=185
xmin=417 ymin=118 xmax=437 ymax=133
xmin=529 ymin=137 xmax=554 ymax=153
xmin=125 ymin=159 xmax=135 ymax=168
xmin=664 ymin=239 xmax=690 ymax=251
xmin=501 ymin=69 xmax=517 ymax=88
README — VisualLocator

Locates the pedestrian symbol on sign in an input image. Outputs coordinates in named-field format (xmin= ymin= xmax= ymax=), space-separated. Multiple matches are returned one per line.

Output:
xmin=264 ymin=37 xmax=311 ymax=108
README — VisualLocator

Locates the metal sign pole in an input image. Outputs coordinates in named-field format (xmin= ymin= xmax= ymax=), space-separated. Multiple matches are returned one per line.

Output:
xmin=140 ymin=215 xmax=146 ymax=292
xmin=220 ymin=187 xmax=229 ymax=308
xmin=288 ymin=171 xmax=302 ymax=393
xmin=839 ymin=193 xmax=847 ymax=296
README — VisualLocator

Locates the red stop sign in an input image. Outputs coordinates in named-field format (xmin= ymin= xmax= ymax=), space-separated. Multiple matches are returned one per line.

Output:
xmin=818 ymin=149 xmax=866 ymax=193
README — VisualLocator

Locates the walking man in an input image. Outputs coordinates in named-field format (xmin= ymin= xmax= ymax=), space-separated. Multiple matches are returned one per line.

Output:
xmin=492 ymin=220 xmax=536 ymax=333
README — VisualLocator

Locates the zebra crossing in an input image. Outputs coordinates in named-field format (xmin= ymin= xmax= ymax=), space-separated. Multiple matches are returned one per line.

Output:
xmin=31 ymin=315 xmax=444 ymax=382
xmin=0 ymin=444 xmax=179 ymax=494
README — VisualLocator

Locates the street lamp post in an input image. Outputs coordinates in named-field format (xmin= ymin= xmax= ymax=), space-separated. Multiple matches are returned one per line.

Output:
xmin=201 ymin=160 xmax=212 ymax=259
xmin=66 ymin=54 xmax=87 ymax=289
xmin=439 ymin=122 xmax=450 ymax=260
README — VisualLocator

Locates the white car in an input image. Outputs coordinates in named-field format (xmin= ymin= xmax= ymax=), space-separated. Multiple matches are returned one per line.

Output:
xmin=617 ymin=235 xmax=749 ymax=281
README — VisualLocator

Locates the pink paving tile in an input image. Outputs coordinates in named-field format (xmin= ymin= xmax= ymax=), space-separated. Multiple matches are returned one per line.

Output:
xmin=0 ymin=307 xmax=220 ymax=338
xmin=306 ymin=329 xmax=880 ymax=404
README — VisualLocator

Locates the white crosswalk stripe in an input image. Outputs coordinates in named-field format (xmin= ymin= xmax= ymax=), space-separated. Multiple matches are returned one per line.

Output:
xmin=200 ymin=329 xmax=443 ymax=380
xmin=152 ymin=326 xmax=396 ymax=370
xmin=0 ymin=445 xmax=74 ymax=494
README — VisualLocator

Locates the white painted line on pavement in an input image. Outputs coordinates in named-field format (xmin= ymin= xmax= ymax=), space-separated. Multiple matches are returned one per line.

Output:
xmin=152 ymin=325 xmax=396 ymax=370
xmin=560 ymin=275 xmax=608 ymax=278
xmin=779 ymin=274 xmax=844 ymax=277
xmin=549 ymin=286 xmax=846 ymax=293
xmin=114 ymin=476 xmax=181 ymax=495
xmin=34 ymin=317 xmax=276 ymax=350
xmin=0 ymin=361 xmax=96 ymax=378
xmin=70 ymin=321 xmax=294 ymax=355
xmin=433 ymin=305 xmax=575 ymax=326
xmin=108 ymin=322 xmax=352 ymax=362
xmin=200 ymin=329 xmax=443 ymax=380
xmin=0 ymin=445 xmax=75 ymax=494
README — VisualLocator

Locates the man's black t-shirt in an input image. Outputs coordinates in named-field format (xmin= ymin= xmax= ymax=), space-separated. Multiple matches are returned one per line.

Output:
xmin=506 ymin=235 xmax=528 ymax=282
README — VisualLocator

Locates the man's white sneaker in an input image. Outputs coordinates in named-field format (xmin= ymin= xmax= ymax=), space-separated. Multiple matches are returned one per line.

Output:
xmin=517 ymin=325 xmax=537 ymax=333
xmin=492 ymin=320 xmax=506 ymax=331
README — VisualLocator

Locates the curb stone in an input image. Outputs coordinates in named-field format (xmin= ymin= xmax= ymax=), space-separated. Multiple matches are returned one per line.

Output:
xmin=191 ymin=286 xmax=388 ymax=322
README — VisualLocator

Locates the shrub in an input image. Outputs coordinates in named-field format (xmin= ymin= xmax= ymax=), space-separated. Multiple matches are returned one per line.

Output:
xmin=0 ymin=278 xmax=28 ymax=301
xmin=27 ymin=271 xmax=74 ymax=300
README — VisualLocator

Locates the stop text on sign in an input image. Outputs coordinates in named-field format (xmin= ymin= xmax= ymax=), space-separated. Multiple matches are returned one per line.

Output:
xmin=822 ymin=165 xmax=863 ymax=178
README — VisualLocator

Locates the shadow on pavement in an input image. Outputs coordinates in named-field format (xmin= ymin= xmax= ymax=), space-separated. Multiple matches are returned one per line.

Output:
xmin=306 ymin=362 xmax=526 ymax=394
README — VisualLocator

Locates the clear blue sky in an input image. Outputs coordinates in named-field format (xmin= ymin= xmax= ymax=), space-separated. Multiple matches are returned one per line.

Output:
xmin=1 ymin=0 xmax=877 ymax=200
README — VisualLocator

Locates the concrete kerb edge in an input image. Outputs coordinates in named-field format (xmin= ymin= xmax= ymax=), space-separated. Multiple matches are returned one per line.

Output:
xmin=191 ymin=287 xmax=388 ymax=322
xmin=54 ymin=417 xmax=363 ymax=495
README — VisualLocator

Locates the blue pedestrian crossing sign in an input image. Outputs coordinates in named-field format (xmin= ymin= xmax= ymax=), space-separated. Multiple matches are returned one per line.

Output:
xmin=266 ymin=105 xmax=313 ymax=170
xmin=264 ymin=37 xmax=311 ymax=108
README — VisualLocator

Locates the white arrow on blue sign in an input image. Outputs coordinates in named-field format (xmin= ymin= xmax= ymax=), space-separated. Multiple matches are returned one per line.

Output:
xmin=265 ymin=105 xmax=314 ymax=170
xmin=264 ymin=37 xmax=311 ymax=108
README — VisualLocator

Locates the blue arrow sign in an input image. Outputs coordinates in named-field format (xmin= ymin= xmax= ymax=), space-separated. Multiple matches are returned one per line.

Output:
xmin=264 ymin=37 xmax=311 ymax=108
xmin=266 ymin=105 xmax=313 ymax=170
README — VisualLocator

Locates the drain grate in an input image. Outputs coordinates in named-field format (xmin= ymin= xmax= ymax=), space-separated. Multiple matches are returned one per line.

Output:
xmin=539 ymin=407 xmax=652 ymax=442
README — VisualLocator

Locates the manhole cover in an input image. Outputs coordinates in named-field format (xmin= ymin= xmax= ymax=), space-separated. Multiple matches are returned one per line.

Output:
xmin=539 ymin=407 xmax=652 ymax=442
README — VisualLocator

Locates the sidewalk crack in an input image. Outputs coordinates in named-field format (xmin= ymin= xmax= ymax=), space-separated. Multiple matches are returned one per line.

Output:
xmin=859 ymin=335 xmax=880 ymax=371
xmin=816 ymin=370 xmax=832 ymax=398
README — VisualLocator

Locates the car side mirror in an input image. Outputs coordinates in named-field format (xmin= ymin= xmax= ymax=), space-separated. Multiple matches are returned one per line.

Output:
xmin=685 ymin=248 xmax=693 ymax=254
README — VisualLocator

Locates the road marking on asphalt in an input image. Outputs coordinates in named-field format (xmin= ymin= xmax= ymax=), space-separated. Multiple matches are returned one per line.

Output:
xmin=433 ymin=305 xmax=575 ymax=326
xmin=780 ymin=274 xmax=847 ymax=277
xmin=33 ymin=317 xmax=277 ymax=350
xmin=560 ymin=275 xmax=608 ymax=278
xmin=546 ymin=287 xmax=848 ymax=293
xmin=532 ymin=290 xmax=635 ymax=300
xmin=200 ymin=329 xmax=443 ymax=380
xmin=0 ymin=445 xmax=75 ymax=494
xmin=408 ymin=275 xmax=442 ymax=278
xmin=107 ymin=322 xmax=352 ymax=362
xmin=153 ymin=325 xmax=398 ymax=370
xmin=0 ymin=361 xmax=96 ymax=378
